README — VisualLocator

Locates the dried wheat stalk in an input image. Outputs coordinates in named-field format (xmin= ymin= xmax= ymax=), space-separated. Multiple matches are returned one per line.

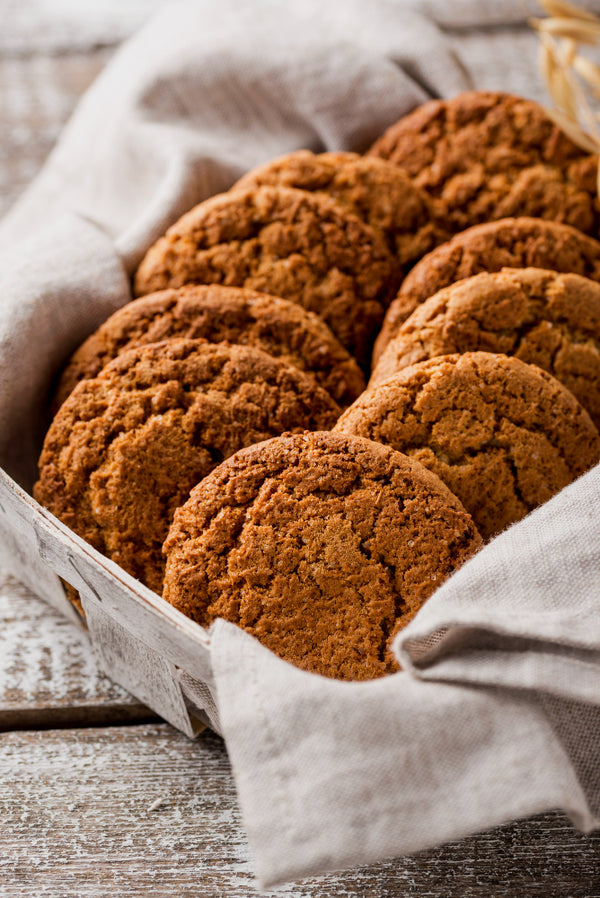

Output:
xmin=531 ymin=0 xmax=600 ymax=194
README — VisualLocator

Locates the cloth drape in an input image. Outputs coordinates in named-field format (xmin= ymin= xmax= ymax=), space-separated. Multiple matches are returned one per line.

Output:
xmin=1 ymin=0 xmax=599 ymax=886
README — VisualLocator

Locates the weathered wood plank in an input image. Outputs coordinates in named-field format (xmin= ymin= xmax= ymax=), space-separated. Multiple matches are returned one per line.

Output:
xmin=0 ymin=573 xmax=154 ymax=728
xmin=1 ymin=0 xmax=170 ymax=55
xmin=1 ymin=723 xmax=599 ymax=897
xmin=1 ymin=15 xmax=599 ymax=898
xmin=0 ymin=51 xmax=111 ymax=220
xmin=0 ymin=2 xmax=174 ymax=221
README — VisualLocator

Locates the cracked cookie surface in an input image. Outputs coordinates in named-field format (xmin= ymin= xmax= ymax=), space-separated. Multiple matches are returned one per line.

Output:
xmin=374 ymin=217 xmax=600 ymax=362
xmin=162 ymin=430 xmax=482 ymax=681
xmin=54 ymin=284 xmax=365 ymax=411
xmin=35 ymin=339 xmax=340 ymax=595
xmin=233 ymin=150 xmax=449 ymax=263
xmin=335 ymin=352 xmax=600 ymax=540
xmin=371 ymin=268 xmax=600 ymax=431
xmin=368 ymin=90 xmax=599 ymax=235
xmin=133 ymin=185 xmax=400 ymax=368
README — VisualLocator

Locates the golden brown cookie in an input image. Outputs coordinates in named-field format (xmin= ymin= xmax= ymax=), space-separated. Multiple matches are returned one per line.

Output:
xmin=133 ymin=186 xmax=400 ymax=368
xmin=368 ymin=90 xmax=599 ymax=235
xmin=34 ymin=339 xmax=340 ymax=595
xmin=373 ymin=216 xmax=600 ymax=362
xmin=54 ymin=284 xmax=365 ymax=411
xmin=335 ymin=352 xmax=600 ymax=540
xmin=162 ymin=430 xmax=482 ymax=681
xmin=233 ymin=150 xmax=449 ymax=263
xmin=371 ymin=268 xmax=600 ymax=431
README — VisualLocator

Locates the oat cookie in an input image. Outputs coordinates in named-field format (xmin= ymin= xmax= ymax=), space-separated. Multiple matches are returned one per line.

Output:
xmin=54 ymin=284 xmax=365 ymax=410
xmin=336 ymin=352 xmax=600 ymax=540
xmin=373 ymin=217 xmax=600 ymax=362
xmin=133 ymin=186 xmax=400 ymax=368
xmin=371 ymin=268 xmax=600 ymax=431
xmin=34 ymin=339 xmax=340 ymax=595
xmin=162 ymin=430 xmax=482 ymax=681
xmin=233 ymin=150 xmax=448 ymax=263
xmin=368 ymin=90 xmax=599 ymax=235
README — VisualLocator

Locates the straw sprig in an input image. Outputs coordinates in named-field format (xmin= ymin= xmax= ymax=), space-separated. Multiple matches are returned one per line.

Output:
xmin=531 ymin=0 xmax=600 ymax=194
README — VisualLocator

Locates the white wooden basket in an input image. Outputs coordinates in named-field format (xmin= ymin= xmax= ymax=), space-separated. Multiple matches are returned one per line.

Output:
xmin=0 ymin=466 xmax=218 ymax=737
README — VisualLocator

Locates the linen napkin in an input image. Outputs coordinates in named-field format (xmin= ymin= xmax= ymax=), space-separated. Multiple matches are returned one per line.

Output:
xmin=2 ymin=0 xmax=600 ymax=887
xmin=210 ymin=467 xmax=600 ymax=886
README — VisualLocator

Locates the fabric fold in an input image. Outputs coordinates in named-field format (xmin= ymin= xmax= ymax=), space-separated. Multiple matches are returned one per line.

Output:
xmin=210 ymin=619 xmax=594 ymax=888
xmin=2 ymin=0 xmax=600 ymax=888
xmin=0 ymin=213 xmax=130 ymax=490
xmin=394 ymin=466 xmax=600 ymax=695
xmin=408 ymin=0 xmax=600 ymax=29
xmin=0 ymin=0 xmax=472 ymax=271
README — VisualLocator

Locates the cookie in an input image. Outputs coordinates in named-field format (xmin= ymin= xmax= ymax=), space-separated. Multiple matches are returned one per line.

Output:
xmin=34 ymin=339 xmax=340 ymax=595
xmin=233 ymin=150 xmax=449 ymax=263
xmin=368 ymin=90 xmax=599 ymax=235
xmin=162 ymin=430 xmax=482 ymax=681
xmin=371 ymin=268 xmax=600 ymax=431
xmin=335 ymin=352 xmax=600 ymax=540
xmin=133 ymin=185 xmax=400 ymax=368
xmin=373 ymin=216 xmax=600 ymax=362
xmin=54 ymin=284 xmax=365 ymax=411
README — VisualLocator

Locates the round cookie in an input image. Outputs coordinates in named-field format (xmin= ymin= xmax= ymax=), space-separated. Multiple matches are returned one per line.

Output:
xmin=368 ymin=90 xmax=599 ymax=235
xmin=335 ymin=352 xmax=600 ymax=540
xmin=233 ymin=150 xmax=449 ymax=263
xmin=133 ymin=185 xmax=400 ymax=368
xmin=371 ymin=268 xmax=600 ymax=431
xmin=34 ymin=339 xmax=340 ymax=595
xmin=162 ymin=430 xmax=482 ymax=681
xmin=373 ymin=217 xmax=600 ymax=362
xmin=54 ymin=284 xmax=365 ymax=411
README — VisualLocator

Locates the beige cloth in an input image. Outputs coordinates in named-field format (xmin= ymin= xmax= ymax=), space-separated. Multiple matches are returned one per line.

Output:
xmin=1 ymin=0 xmax=600 ymax=887
xmin=210 ymin=466 xmax=600 ymax=885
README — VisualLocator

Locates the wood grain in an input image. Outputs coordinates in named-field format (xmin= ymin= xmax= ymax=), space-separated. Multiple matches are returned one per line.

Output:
xmin=1 ymin=10 xmax=599 ymax=896
xmin=1 ymin=723 xmax=599 ymax=898
xmin=0 ymin=52 xmax=111 ymax=220
xmin=0 ymin=573 xmax=154 ymax=729
xmin=1 ymin=0 xmax=170 ymax=54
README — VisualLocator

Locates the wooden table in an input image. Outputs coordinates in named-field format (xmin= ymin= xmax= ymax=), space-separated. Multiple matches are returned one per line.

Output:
xmin=2 ymin=7 xmax=600 ymax=895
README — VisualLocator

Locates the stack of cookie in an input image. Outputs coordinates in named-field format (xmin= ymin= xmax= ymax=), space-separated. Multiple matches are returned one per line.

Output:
xmin=341 ymin=91 xmax=600 ymax=542
xmin=34 ymin=90 xmax=600 ymax=680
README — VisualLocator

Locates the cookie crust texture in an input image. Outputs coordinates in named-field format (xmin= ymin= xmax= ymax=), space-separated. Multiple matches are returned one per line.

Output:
xmin=368 ymin=90 xmax=599 ymax=235
xmin=34 ymin=339 xmax=340 ymax=595
xmin=335 ymin=352 xmax=600 ymax=540
xmin=233 ymin=150 xmax=449 ymax=263
xmin=162 ymin=431 xmax=482 ymax=681
xmin=133 ymin=185 xmax=400 ymax=368
xmin=371 ymin=267 xmax=600 ymax=431
xmin=373 ymin=216 xmax=600 ymax=361
xmin=54 ymin=284 xmax=365 ymax=410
